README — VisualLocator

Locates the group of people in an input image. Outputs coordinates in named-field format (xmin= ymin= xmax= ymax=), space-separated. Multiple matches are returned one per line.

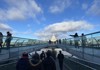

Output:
xmin=0 ymin=31 xmax=12 ymax=52
xmin=16 ymin=50 xmax=64 ymax=70
xmin=70 ymin=33 xmax=87 ymax=48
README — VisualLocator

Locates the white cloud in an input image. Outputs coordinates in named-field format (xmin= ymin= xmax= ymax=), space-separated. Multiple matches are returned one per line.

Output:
xmin=11 ymin=29 xmax=34 ymax=38
xmin=0 ymin=23 xmax=33 ymax=36
xmin=87 ymin=0 xmax=100 ymax=16
xmin=34 ymin=20 xmax=93 ymax=40
xmin=0 ymin=0 xmax=42 ymax=20
xmin=44 ymin=21 xmax=93 ymax=32
xmin=49 ymin=0 xmax=71 ymax=13
xmin=0 ymin=23 xmax=13 ymax=31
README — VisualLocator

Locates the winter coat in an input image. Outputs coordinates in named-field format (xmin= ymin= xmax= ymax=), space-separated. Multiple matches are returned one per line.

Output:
xmin=16 ymin=58 xmax=31 ymax=70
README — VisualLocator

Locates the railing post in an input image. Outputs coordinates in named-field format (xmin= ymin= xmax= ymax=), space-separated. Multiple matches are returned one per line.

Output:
xmin=82 ymin=44 xmax=84 ymax=59
xmin=8 ymin=46 xmax=10 ymax=60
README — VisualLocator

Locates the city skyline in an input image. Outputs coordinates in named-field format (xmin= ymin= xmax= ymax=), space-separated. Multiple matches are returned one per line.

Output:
xmin=0 ymin=0 xmax=100 ymax=40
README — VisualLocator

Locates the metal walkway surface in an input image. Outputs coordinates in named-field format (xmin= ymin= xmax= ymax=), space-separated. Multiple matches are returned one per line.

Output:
xmin=64 ymin=57 xmax=99 ymax=70
xmin=0 ymin=46 xmax=100 ymax=70
xmin=0 ymin=55 xmax=100 ymax=70
xmin=0 ymin=58 xmax=67 ymax=70
xmin=56 ymin=59 xmax=67 ymax=70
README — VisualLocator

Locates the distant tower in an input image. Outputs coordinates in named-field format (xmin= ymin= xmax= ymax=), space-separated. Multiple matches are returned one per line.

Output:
xmin=50 ymin=34 xmax=57 ymax=43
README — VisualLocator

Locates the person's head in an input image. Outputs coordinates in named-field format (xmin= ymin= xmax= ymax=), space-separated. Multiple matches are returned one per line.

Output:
xmin=42 ymin=51 xmax=44 ymax=53
xmin=52 ymin=48 xmax=55 ymax=51
xmin=22 ymin=52 xmax=28 ymax=58
xmin=75 ymin=33 xmax=78 ymax=35
xmin=7 ymin=31 xmax=10 ymax=34
xmin=35 ymin=51 xmax=38 ymax=54
xmin=59 ymin=51 xmax=62 ymax=54
xmin=82 ymin=33 xmax=84 ymax=36
xmin=0 ymin=32 xmax=3 ymax=35
xmin=46 ymin=50 xmax=51 ymax=57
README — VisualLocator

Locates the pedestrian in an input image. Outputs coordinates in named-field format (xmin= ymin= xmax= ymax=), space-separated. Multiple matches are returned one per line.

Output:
xmin=0 ymin=32 xmax=3 ymax=53
xmin=43 ymin=50 xmax=56 ymax=70
xmin=48 ymin=40 xmax=51 ymax=44
xmin=16 ymin=52 xmax=32 ymax=70
xmin=40 ymin=51 xmax=46 ymax=60
xmin=34 ymin=51 xmax=40 ymax=59
xmin=57 ymin=51 xmax=64 ymax=70
xmin=70 ymin=40 xmax=72 ymax=45
xmin=51 ymin=48 xmax=57 ymax=60
xmin=59 ymin=39 xmax=61 ymax=44
xmin=70 ymin=33 xmax=79 ymax=48
xmin=81 ymin=33 xmax=87 ymax=47
xmin=30 ymin=51 xmax=43 ymax=70
xmin=5 ymin=31 xmax=12 ymax=49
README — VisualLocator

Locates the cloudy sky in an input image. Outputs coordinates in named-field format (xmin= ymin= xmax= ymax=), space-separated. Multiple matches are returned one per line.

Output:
xmin=0 ymin=0 xmax=100 ymax=40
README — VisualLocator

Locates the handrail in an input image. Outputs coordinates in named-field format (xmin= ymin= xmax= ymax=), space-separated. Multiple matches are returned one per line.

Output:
xmin=0 ymin=35 xmax=48 ymax=48
xmin=61 ymin=31 xmax=100 ymax=48
xmin=64 ymin=57 xmax=96 ymax=70
xmin=73 ymin=57 xmax=100 ymax=69
xmin=0 ymin=61 xmax=17 ymax=67
xmin=85 ymin=31 xmax=100 ymax=36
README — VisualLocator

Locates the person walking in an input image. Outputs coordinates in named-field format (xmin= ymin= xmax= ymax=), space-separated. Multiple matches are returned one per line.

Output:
xmin=5 ymin=31 xmax=12 ymax=49
xmin=51 ymin=48 xmax=57 ymax=60
xmin=40 ymin=51 xmax=46 ymax=60
xmin=16 ymin=52 xmax=32 ymax=70
xmin=0 ymin=32 xmax=3 ymax=53
xmin=57 ymin=51 xmax=64 ymax=70
xmin=30 ymin=51 xmax=43 ymax=70
xmin=43 ymin=50 xmax=56 ymax=70
xmin=70 ymin=33 xmax=79 ymax=48
xmin=81 ymin=33 xmax=87 ymax=47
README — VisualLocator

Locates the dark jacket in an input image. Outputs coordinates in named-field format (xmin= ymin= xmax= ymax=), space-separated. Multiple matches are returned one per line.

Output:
xmin=16 ymin=58 xmax=31 ymax=70
xmin=30 ymin=59 xmax=43 ymax=70
xmin=43 ymin=56 xmax=56 ymax=70
xmin=57 ymin=53 xmax=64 ymax=62
xmin=40 ymin=52 xmax=45 ymax=60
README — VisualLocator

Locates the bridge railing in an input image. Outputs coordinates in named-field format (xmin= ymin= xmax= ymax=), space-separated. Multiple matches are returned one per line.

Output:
xmin=58 ymin=31 xmax=100 ymax=64
xmin=61 ymin=31 xmax=100 ymax=48
xmin=0 ymin=36 xmax=48 ymax=48
xmin=0 ymin=36 xmax=48 ymax=62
